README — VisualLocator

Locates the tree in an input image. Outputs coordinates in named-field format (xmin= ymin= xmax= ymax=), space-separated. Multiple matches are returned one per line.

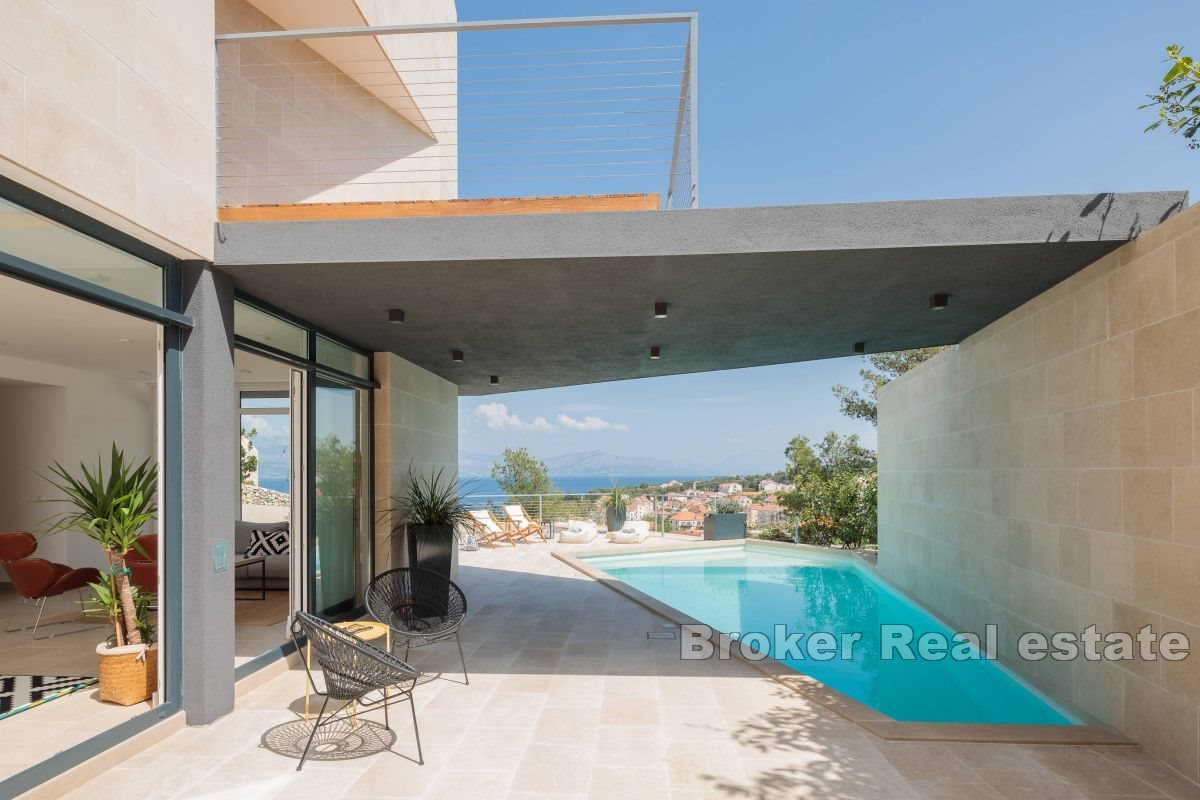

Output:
xmin=1143 ymin=45 xmax=1200 ymax=149
xmin=780 ymin=471 xmax=877 ymax=549
xmin=784 ymin=435 xmax=820 ymax=480
xmin=490 ymin=447 xmax=556 ymax=495
xmin=832 ymin=347 xmax=947 ymax=425
xmin=781 ymin=431 xmax=877 ymax=550
xmin=240 ymin=427 xmax=258 ymax=484
xmin=785 ymin=432 xmax=876 ymax=482
xmin=815 ymin=432 xmax=876 ymax=476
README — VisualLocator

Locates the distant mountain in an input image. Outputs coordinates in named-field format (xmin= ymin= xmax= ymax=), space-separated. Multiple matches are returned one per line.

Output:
xmin=457 ymin=448 xmax=780 ymax=478
xmin=543 ymin=450 xmax=687 ymax=477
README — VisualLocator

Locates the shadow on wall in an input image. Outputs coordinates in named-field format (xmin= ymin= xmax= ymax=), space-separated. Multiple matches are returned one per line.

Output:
xmin=1063 ymin=191 xmax=1187 ymax=244
xmin=215 ymin=0 xmax=454 ymax=206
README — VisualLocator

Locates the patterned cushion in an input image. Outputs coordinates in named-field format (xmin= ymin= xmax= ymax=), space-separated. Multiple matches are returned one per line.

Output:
xmin=246 ymin=527 xmax=290 ymax=557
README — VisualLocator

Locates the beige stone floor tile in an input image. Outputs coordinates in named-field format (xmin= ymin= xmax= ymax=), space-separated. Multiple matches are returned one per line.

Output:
xmin=449 ymin=727 xmax=532 ymax=770
xmin=531 ymin=706 xmax=599 ymax=743
xmin=601 ymin=674 xmax=660 ymax=699
xmin=1024 ymin=744 xmax=1164 ymax=796
xmin=509 ymin=743 xmax=595 ymax=794
xmin=345 ymin=760 xmax=442 ymax=798
xmin=873 ymin=741 xmax=983 ymax=783
xmin=664 ymin=740 xmax=748 ymax=790
xmin=598 ymin=695 xmax=661 ymax=727
xmin=1116 ymin=761 xmax=1200 ymax=799
xmin=474 ymin=690 xmax=545 ymax=728
xmin=593 ymin=726 xmax=667 ymax=765
xmin=423 ymin=767 xmax=515 ymax=800
xmin=908 ymin=781 xmax=1005 ymax=799
xmin=543 ymin=674 xmax=605 ymax=709
xmin=33 ymin=540 xmax=1200 ymax=800
xmin=587 ymin=765 xmax=670 ymax=799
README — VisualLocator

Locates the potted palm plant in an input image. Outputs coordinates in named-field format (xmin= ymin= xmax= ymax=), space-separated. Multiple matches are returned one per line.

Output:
xmin=43 ymin=445 xmax=158 ymax=705
xmin=602 ymin=485 xmax=629 ymax=532
xmin=390 ymin=467 xmax=472 ymax=580
xmin=704 ymin=499 xmax=747 ymax=541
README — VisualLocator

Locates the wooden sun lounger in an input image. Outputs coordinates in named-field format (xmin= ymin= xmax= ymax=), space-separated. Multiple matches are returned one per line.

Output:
xmin=503 ymin=504 xmax=547 ymax=543
xmin=467 ymin=509 xmax=518 ymax=548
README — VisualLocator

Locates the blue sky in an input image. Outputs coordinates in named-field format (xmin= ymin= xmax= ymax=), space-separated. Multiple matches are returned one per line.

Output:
xmin=456 ymin=0 xmax=1200 ymax=474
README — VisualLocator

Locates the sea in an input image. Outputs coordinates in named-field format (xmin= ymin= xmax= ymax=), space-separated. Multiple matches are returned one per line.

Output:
xmin=257 ymin=475 xmax=710 ymax=497
xmin=460 ymin=475 xmax=709 ymax=496
xmin=258 ymin=476 xmax=290 ymax=494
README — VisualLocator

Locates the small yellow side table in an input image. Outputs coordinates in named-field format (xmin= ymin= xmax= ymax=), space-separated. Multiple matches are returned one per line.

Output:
xmin=305 ymin=620 xmax=391 ymax=723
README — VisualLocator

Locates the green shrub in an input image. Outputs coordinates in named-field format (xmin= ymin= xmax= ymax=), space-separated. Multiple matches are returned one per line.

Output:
xmin=780 ymin=471 xmax=877 ymax=549
xmin=753 ymin=524 xmax=795 ymax=543
xmin=708 ymin=499 xmax=743 ymax=515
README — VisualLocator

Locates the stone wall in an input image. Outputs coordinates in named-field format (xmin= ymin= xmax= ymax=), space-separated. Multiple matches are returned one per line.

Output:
xmin=372 ymin=353 xmax=458 ymax=572
xmin=878 ymin=202 xmax=1200 ymax=779
xmin=0 ymin=0 xmax=215 ymax=259
xmin=215 ymin=0 xmax=458 ymax=206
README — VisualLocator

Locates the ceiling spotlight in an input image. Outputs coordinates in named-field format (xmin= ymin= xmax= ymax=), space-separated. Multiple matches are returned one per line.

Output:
xmin=490 ymin=375 xmax=500 ymax=385
xmin=650 ymin=346 xmax=661 ymax=360
xmin=452 ymin=350 xmax=464 ymax=362
xmin=117 ymin=337 xmax=135 ymax=344
xmin=654 ymin=301 xmax=669 ymax=319
xmin=853 ymin=341 xmax=866 ymax=354
xmin=929 ymin=293 xmax=950 ymax=311
xmin=388 ymin=308 xmax=406 ymax=323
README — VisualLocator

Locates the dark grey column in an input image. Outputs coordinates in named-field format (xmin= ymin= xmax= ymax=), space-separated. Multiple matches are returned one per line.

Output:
xmin=179 ymin=261 xmax=236 ymax=724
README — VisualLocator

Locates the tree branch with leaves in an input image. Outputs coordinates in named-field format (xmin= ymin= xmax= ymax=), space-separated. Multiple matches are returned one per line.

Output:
xmin=832 ymin=347 xmax=947 ymax=425
xmin=1143 ymin=44 xmax=1200 ymax=148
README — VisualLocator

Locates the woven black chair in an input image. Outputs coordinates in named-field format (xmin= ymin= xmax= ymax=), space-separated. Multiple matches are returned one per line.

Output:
xmin=291 ymin=611 xmax=423 ymax=771
xmin=366 ymin=567 xmax=469 ymax=685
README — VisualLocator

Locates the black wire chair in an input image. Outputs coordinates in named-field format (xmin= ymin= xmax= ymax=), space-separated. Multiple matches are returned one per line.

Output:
xmin=366 ymin=567 xmax=470 ymax=685
xmin=291 ymin=611 xmax=423 ymax=771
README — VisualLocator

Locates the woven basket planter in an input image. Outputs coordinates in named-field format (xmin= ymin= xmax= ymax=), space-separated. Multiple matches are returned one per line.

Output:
xmin=96 ymin=643 xmax=157 ymax=705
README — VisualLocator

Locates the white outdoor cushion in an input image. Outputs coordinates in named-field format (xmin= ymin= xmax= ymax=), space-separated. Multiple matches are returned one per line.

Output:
xmin=610 ymin=530 xmax=643 ymax=544
xmin=558 ymin=520 xmax=596 ymax=543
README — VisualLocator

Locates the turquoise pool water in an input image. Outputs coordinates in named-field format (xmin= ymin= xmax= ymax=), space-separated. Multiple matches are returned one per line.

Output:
xmin=582 ymin=544 xmax=1077 ymax=725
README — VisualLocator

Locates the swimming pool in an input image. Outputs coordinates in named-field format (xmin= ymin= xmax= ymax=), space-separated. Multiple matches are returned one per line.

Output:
xmin=581 ymin=543 xmax=1078 ymax=725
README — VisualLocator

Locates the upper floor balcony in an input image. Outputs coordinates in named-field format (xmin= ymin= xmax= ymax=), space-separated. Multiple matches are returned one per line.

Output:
xmin=215 ymin=11 xmax=697 ymax=222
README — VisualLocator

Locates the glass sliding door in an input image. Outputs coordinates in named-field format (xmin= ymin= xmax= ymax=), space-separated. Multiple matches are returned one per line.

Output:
xmin=233 ymin=294 xmax=375 ymax=620
xmin=312 ymin=376 xmax=370 ymax=616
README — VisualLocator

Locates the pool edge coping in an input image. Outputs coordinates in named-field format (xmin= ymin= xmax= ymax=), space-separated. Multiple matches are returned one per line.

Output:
xmin=551 ymin=540 xmax=1135 ymax=747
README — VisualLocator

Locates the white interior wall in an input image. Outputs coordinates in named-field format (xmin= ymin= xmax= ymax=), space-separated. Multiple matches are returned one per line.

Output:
xmin=0 ymin=353 xmax=156 ymax=577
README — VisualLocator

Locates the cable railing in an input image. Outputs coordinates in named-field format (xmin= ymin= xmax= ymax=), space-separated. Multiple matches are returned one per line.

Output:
xmin=215 ymin=14 xmax=698 ymax=212
xmin=458 ymin=491 xmax=793 ymax=539
xmin=461 ymin=493 xmax=675 ymax=538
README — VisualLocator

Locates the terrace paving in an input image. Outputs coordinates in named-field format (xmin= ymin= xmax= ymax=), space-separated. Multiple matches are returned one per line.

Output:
xmin=53 ymin=538 xmax=1200 ymax=799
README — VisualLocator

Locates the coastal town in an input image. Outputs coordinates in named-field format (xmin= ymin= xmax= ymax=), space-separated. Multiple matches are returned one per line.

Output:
xmin=629 ymin=477 xmax=796 ymax=534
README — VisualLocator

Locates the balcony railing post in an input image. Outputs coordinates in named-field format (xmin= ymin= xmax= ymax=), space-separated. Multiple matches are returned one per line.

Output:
xmin=687 ymin=15 xmax=699 ymax=209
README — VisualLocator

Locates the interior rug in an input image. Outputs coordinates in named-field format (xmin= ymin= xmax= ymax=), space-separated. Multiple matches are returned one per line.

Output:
xmin=0 ymin=675 xmax=97 ymax=721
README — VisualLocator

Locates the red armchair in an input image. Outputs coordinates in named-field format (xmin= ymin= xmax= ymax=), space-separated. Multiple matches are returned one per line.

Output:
xmin=127 ymin=534 xmax=158 ymax=595
xmin=0 ymin=531 xmax=101 ymax=639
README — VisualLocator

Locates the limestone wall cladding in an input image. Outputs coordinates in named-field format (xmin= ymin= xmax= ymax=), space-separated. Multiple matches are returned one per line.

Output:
xmin=215 ymin=0 xmax=458 ymax=206
xmin=372 ymin=352 xmax=458 ymax=573
xmin=0 ymin=0 xmax=216 ymax=259
xmin=878 ymin=202 xmax=1200 ymax=780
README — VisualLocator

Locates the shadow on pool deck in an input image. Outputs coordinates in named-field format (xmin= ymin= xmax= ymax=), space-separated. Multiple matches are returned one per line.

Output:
xmin=45 ymin=546 xmax=1200 ymax=800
